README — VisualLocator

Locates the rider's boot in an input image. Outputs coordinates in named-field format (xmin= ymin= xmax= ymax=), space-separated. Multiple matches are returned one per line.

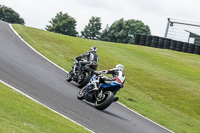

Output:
xmin=113 ymin=97 xmax=119 ymax=102
xmin=66 ymin=73 xmax=72 ymax=82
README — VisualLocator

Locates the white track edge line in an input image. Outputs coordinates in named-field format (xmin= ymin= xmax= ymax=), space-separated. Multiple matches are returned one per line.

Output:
xmin=0 ymin=80 xmax=94 ymax=133
xmin=117 ymin=102 xmax=174 ymax=133
xmin=9 ymin=24 xmax=174 ymax=133
xmin=9 ymin=24 xmax=68 ymax=74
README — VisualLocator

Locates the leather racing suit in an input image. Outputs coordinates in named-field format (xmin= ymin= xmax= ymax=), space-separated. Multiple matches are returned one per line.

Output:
xmin=76 ymin=51 xmax=99 ymax=71
xmin=97 ymin=68 xmax=125 ymax=94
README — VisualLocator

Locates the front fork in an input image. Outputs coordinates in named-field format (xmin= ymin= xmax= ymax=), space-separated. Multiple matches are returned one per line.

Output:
xmin=73 ymin=60 xmax=79 ymax=75
xmin=73 ymin=64 xmax=77 ymax=75
xmin=97 ymin=89 xmax=103 ymax=99
xmin=94 ymin=78 xmax=103 ymax=99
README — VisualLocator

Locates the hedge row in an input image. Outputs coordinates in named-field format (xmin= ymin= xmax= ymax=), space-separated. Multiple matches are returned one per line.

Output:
xmin=134 ymin=34 xmax=200 ymax=55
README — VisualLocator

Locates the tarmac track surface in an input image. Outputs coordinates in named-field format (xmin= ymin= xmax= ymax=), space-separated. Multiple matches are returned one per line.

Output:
xmin=0 ymin=20 xmax=172 ymax=133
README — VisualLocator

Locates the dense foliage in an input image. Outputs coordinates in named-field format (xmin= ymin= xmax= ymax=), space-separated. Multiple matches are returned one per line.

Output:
xmin=100 ymin=18 xmax=151 ymax=44
xmin=0 ymin=5 xmax=25 ymax=25
xmin=45 ymin=12 xmax=78 ymax=37
xmin=45 ymin=12 xmax=151 ymax=43
xmin=81 ymin=16 xmax=102 ymax=40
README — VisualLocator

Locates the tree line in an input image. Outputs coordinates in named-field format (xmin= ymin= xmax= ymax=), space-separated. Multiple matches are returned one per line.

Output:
xmin=0 ymin=5 xmax=24 ymax=25
xmin=0 ymin=5 xmax=151 ymax=44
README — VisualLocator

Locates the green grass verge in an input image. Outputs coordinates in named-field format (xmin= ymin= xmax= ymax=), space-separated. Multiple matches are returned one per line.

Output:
xmin=11 ymin=24 xmax=200 ymax=133
xmin=0 ymin=82 xmax=90 ymax=133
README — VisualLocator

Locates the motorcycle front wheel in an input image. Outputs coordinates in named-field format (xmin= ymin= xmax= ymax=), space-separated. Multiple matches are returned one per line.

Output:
xmin=95 ymin=91 xmax=114 ymax=110
xmin=77 ymin=87 xmax=87 ymax=100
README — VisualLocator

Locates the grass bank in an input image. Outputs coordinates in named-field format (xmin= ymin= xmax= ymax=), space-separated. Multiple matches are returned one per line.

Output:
xmin=11 ymin=24 xmax=200 ymax=133
xmin=0 ymin=82 xmax=90 ymax=133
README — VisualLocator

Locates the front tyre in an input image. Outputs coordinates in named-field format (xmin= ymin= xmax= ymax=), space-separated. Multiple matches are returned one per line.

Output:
xmin=78 ymin=72 xmax=91 ymax=88
xmin=95 ymin=91 xmax=114 ymax=110
xmin=77 ymin=87 xmax=87 ymax=100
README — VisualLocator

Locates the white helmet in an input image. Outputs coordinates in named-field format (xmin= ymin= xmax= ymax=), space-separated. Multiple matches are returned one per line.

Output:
xmin=90 ymin=46 xmax=97 ymax=53
xmin=116 ymin=64 xmax=124 ymax=71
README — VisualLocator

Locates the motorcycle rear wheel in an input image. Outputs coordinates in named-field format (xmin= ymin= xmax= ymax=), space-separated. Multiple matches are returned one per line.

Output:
xmin=95 ymin=91 xmax=114 ymax=110
xmin=77 ymin=72 xmax=91 ymax=88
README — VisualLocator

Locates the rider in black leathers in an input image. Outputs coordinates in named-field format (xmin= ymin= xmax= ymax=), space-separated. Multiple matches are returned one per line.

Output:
xmin=75 ymin=46 xmax=99 ymax=71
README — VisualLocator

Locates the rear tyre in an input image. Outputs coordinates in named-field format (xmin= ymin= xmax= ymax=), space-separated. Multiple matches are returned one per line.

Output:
xmin=95 ymin=91 xmax=114 ymax=110
xmin=78 ymin=72 xmax=91 ymax=88
xmin=77 ymin=87 xmax=86 ymax=100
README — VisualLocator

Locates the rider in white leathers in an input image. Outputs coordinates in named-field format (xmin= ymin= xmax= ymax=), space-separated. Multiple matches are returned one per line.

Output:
xmin=94 ymin=64 xmax=125 ymax=102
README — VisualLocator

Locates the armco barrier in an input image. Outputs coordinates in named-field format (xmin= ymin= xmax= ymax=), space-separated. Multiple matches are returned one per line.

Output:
xmin=134 ymin=34 xmax=200 ymax=55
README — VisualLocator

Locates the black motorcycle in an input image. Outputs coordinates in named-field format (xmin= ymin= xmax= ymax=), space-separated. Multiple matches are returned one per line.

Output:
xmin=77 ymin=74 xmax=120 ymax=110
xmin=66 ymin=59 xmax=98 ymax=88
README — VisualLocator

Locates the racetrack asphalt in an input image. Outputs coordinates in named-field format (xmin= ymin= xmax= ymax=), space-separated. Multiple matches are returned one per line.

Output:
xmin=0 ymin=20 xmax=173 ymax=133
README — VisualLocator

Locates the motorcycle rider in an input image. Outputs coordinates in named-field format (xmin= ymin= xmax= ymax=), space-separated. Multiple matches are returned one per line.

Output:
xmin=94 ymin=64 xmax=125 ymax=102
xmin=75 ymin=46 xmax=99 ymax=71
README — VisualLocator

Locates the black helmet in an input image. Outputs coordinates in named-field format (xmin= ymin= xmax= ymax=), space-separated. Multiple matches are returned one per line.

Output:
xmin=90 ymin=46 xmax=97 ymax=52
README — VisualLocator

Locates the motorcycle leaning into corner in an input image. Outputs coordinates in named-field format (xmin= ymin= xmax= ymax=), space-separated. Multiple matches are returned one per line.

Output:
xmin=66 ymin=59 xmax=98 ymax=88
xmin=77 ymin=73 xmax=122 ymax=110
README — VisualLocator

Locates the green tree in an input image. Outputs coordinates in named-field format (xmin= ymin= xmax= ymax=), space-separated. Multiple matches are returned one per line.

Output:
xmin=100 ymin=18 xmax=151 ymax=44
xmin=107 ymin=18 xmax=125 ymax=43
xmin=0 ymin=5 xmax=25 ymax=25
xmin=99 ymin=24 xmax=110 ymax=41
xmin=46 ymin=12 xmax=78 ymax=36
xmin=81 ymin=16 xmax=102 ymax=40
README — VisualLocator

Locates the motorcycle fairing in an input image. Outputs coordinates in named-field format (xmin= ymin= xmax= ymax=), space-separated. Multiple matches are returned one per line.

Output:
xmin=100 ymin=82 xmax=122 ymax=92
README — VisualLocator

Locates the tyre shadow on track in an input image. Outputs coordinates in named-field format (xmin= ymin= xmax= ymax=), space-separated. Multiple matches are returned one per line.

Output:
xmin=102 ymin=110 xmax=129 ymax=122
xmin=79 ymin=100 xmax=129 ymax=122
xmin=65 ymin=79 xmax=81 ymax=90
